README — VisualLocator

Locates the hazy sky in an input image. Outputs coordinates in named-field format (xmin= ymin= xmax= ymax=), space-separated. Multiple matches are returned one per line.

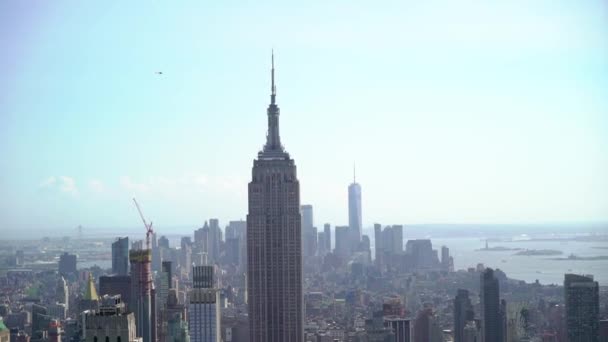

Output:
xmin=1 ymin=1 xmax=607 ymax=235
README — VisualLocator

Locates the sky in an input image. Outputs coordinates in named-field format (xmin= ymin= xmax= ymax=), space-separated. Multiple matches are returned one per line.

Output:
xmin=1 ymin=1 xmax=607 ymax=237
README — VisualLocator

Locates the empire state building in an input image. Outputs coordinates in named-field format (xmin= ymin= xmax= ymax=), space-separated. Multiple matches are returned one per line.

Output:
xmin=246 ymin=53 xmax=303 ymax=342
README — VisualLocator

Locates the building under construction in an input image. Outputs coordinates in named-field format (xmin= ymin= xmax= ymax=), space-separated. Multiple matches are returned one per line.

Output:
xmin=130 ymin=249 xmax=156 ymax=342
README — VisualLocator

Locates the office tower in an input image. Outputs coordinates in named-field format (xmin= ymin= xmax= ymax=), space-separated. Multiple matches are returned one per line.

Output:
xmin=165 ymin=289 xmax=189 ymax=342
xmin=374 ymin=223 xmax=383 ymax=266
xmin=159 ymin=261 xmax=172 ymax=312
xmin=195 ymin=221 xmax=221 ymax=265
xmin=194 ymin=226 xmax=205 ymax=254
xmin=31 ymin=304 xmax=50 ymax=338
xmin=180 ymin=245 xmax=192 ymax=278
xmin=226 ymin=220 xmax=247 ymax=272
xmin=413 ymin=308 xmax=433 ymax=342
xmin=188 ymin=290 xmax=219 ymax=342
xmin=207 ymin=219 xmax=222 ymax=264
xmin=361 ymin=235 xmax=371 ymax=261
xmin=224 ymin=237 xmax=239 ymax=265
xmin=317 ymin=232 xmax=327 ymax=256
xmin=58 ymin=253 xmax=77 ymax=276
xmin=348 ymin=171 xmax=362 ymax=248
xmin=83 ymin=295 xmax=138 ymax=342
xmin=384 ymin=317 xmax=411 ymax=342
xmin=390 ymin=225 xmax=403 ymax=253
xmin=189 ymin=266 xmax=220 ymax=342
xmin=324 ymin=223 xmax=331 ymax=252
xmin=151 ymin=287 xmax=158 ymax=342
xmin=158 ymin=236 xmax=170 ymax=249
xmin=193 ymin=266 xmax=214 ymax=289
xmin=112 ymin=237 xmax=130 ymax=275
xmin=441 ymin=246 xmax=450 ymax=270
xmin=405 ymin=239 xmax=440 ymax=269
xmin=99 ymin=276 xmax=132 ymax=310
xmin=599 ymin=320 xmax=608 ymax=342
xmin=335 ymin=226 xmax=351 ymax=257
xmin=152 ymin=233 xmax=161 ymax=274
xmin=454 ymin=289 xmax=474 ymax=342
xmin=181 ymin=236 xmax=192 ymax=249
xmin=246 ymin=53 xmax=303 ymax=342
xmin=300 ymin=205 xmax=315 ymax=258
xmin=130 ymin=249 xmax=153 ymax=342
xmin=480 ymin=268 xmax=502 ymax=342
xmin=159 ymin=267 xmax=178 ymax=342
xmin=301 ymin=205 xmax=313 ymax=230
xmin=564 ymin=274 xmax=599 ymax=342
xmin=226 ymin=220 xmax=246 ymax=240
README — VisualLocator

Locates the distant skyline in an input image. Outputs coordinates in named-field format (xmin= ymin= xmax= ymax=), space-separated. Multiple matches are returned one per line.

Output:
xmin=1 ymin=1 xmax=607 ymax=233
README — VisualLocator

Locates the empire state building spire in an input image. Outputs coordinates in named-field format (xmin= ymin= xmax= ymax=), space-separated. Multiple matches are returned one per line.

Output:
xmin=271 ymin=50 xmax=276 ymax=105
xmin=263 ymin=50 xmax=284 ymax=155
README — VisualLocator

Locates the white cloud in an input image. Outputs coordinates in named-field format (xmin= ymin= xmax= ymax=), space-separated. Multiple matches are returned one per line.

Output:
xmin=39 ymin=176 xmax=57 ymax=188
xmin=193 ymin=174 xmax=208 ymax=186
xmin=39 ymin=176 xmax=79 ymax=197
xmin=58 ymin=176 xmax=78 ymax=196
xmin=120 ymin=176 xmax=150 ymax=193
xmin=89 ymin=179 xmax=105 ymax=193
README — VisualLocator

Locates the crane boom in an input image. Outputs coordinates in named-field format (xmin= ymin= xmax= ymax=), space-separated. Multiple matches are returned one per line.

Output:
xmin=133 ymin=198 xmax=154 ymax=250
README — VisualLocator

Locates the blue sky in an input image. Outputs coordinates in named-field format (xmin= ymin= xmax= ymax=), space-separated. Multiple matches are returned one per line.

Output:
xmin=1 ymin=1 xmax=607 ymax=236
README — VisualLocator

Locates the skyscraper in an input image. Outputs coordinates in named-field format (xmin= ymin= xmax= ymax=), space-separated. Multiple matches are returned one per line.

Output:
xmin=348 ymin=170 xmax=362 ymax=248
xmin=130 ymin=249 xmax=153 ymax=342
xmin=323 ymin=223 xmax=331 ymax=253
xmin=58 ymin=253 xmax=77 ymax=277
xmin=374 ymin=223 xmax=383 ymax=268
xmin=300 ymin=205 xmax=316 ymax=257
xmin=384 ymin=317 xmax=411 ymax=342
xmin=99 ymin=275 xmax=132 ymax=310
xmin=335 ymin=226 xmax=351 ymax=258
xmin=246 ymin=53 xmax=303 ymax=342
xmin=207 ymin=219 xmax=222 ymax=264
xmin=480 ymin=268 xmax=503 ymax=342
xmin=189 ymin=266 xmax=220 ymax=342
xmin=453 ymin=289 xmax=474 ymax=342
xmin=112 ymin=237 xmax=129 ymax=276
xmin=193 ymin=266 xmax=214 ymax=289
xmin=564 ymin=274 xmax=599 ymax=342
xmin=83 ymin=295 xmax=138 ymax=342
xmin=159 ymin=261 xmax=172 ymax=312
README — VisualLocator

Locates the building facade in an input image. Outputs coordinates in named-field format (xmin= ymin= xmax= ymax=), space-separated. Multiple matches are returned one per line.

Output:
xmin=564 ymin=274 xmax=599 ymax=342
xmin=112 ymin=237 xmax=129 ymax=276
xmin=454 ymin=289 xmax=474 ymax=342
xmin=130 ymin=249 xmax=153 ymax=342
xmin=246 ymin=53 xmax=303 ymax=342
xmin=480 ymin=268 xmax=503 ymax=342
xmin=348 ymin=180 xmax=362 ymax=248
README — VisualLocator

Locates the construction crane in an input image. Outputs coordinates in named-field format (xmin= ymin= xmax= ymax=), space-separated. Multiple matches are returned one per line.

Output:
xmin=133 ymin=198 xmax=154 ymax=250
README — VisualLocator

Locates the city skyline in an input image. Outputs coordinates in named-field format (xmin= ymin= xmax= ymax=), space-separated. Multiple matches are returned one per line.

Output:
xmin=1 ymin=1 xmax=608 ymax=233
xmin=1 ymin=3 xmax=607 ymax=342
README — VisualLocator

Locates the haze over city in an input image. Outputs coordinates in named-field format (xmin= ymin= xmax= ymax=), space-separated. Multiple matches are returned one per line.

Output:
xmin=1 ymin=1 xmax=607 ymax=236
xmin=2 ymin=2 xmax=608 ymax=342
